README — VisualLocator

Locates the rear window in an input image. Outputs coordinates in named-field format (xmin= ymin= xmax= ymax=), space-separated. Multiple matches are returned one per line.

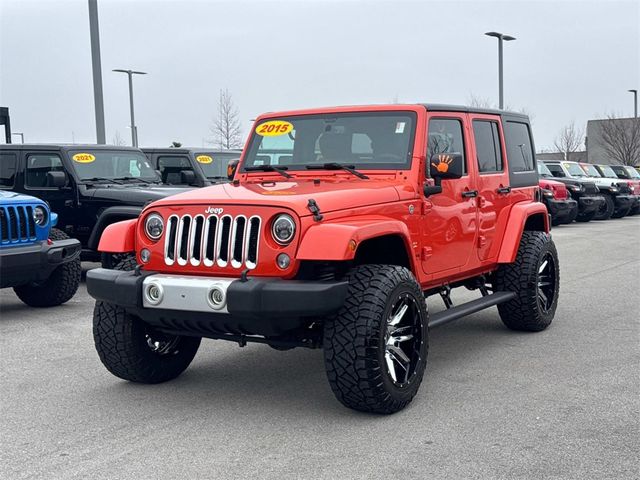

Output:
xmin=504 ymin=121 xmax=534 ymax=172
xmin=0 ymin=152 xmax=17 ymax=187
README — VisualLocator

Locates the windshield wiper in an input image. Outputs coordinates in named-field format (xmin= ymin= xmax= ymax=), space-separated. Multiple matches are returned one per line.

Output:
xmin=305 ymin=162 xmax=369 ymax=179
xmin=112 ymin=176 xmax=160 ymax=185
xmin=82 ymin=177 xmax=124 ymax=185
xmin=245 ymin=165 xmax=292 ymax=179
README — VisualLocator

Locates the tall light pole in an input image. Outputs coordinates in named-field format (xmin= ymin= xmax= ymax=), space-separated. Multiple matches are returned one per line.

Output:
xmin=88 ymin=0 xmax=105 ymax=144
xmin=485 ymin=31 xmax=516 ymax=109
xmin=112 ymin=69 xmax=147 ymax=147
xmin=629 ymin=89 xmax=638 ymax=118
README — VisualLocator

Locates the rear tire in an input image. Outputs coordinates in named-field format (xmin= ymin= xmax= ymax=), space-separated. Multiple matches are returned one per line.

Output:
xmin=13 ymin=229 xmax=81 ymax=307
xmin=323 ymin=265 xmax=428 ymax=414
xmin=493 ymin=231 xmax=559 ymax=332
xmin=92 ymin=257 xmax=201 ymax=383
xmin=593 ymin=195 xmax=614 ymax=220
xmin=611 ymin=205 xmax=631 ymax=219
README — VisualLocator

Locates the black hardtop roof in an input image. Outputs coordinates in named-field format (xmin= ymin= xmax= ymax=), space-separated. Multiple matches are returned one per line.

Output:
xmin=421 ymin=103 xmax=529 ymax=119
xmin=141 ymin=147 xmax=242 ymax=154
xmin=0 ymin=144 xmax=144 ymax=152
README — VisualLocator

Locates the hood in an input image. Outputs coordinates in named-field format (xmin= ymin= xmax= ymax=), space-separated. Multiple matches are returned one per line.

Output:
xmin=82 ymin=184 xmax=194 ymax=205
xmin=539 ymin=178 xmax=565 ymax=188
xmin=148 ymin=177 xmax=413 ymax=216
xmin=0 ymin=190 xmax=44 ymax=205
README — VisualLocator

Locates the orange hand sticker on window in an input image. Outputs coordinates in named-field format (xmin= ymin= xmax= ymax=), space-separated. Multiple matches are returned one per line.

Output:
xmin=432 ymin=154 xmax=453 ymax=173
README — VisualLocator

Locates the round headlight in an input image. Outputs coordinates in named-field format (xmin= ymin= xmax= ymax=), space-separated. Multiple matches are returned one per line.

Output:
xmin=271 ymin=214 xmax=295 ymax=245
xmin=144 ymin=213 xmax=164 ymax=240
xmin=33 ymin=206 xmax=47 ymax=225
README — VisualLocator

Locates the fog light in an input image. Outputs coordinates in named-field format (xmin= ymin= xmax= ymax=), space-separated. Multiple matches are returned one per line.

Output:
xmin=145 ymin=282 xmax=163 ymax=305
xmin=207 ymin=286 xmax=226 ymax=310
xmin=276 ymin=253 xmax=291 ymax=269
xmin=140 ymin=248 xmax=151 ymax=263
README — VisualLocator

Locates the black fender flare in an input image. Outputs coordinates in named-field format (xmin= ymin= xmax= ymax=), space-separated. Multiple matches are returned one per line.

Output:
xmin=88 ymin=206 xmax=143 ymax=251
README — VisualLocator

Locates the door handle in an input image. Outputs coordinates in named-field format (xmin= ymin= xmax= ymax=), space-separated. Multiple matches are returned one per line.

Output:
xmin=461 ymin=190 xmax=478 ymax=198
xmin=496 ymin=186 xmax=512 ymax=194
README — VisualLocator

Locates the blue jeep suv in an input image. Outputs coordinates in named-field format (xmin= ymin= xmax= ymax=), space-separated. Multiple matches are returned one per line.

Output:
xmin=0 ymin=191 xmax=81 ymax=307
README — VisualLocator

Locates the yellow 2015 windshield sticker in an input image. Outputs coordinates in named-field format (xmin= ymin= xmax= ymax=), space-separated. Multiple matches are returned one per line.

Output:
xmin=196 ymin=155 xmax=213 ymax=164
xmin=72 ymin=153 xmax=96 ymax=163
xmin=255 ymin=120 xmax=293 ymax=137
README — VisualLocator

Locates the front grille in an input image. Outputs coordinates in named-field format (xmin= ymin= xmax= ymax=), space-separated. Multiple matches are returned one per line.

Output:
xmin=164 ymin=214 xmax=261 ymax=270
xmin=582 ymin=182 xmax=598 ymax=194
xmin=617 ymin=182 xmax=632 ymax=194
xmin=0 ymin=205 xmax=36 ymax=244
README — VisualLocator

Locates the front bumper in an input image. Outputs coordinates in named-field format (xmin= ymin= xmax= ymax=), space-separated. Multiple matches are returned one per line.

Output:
xmin=86 ymin=268 xmax=349 ymax=336
xmin=613 ymin=194 xmax=635 ymax=214
xmin=0 ymin=238 xmax=81 ymax=288
xmin=545 ymin=198 xmax=577 ymax=223
xmin=577 ymin=195 xmax=605 ymax=214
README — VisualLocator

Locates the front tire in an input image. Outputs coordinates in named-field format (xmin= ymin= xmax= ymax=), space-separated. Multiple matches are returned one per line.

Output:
xmin=323 ymin=265 xmax=428 ymax=414
xmin=92 ymin=258 xmax=201 ymax=383
xmin=13 ymin=229 xmax=81 ymax=307
xmin=493 ymin=231 xmax=559 ymax=332
xmin=594 ymin=195 xmax=614 ymax=220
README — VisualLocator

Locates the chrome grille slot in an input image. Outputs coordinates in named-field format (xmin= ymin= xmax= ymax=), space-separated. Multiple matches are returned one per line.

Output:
xmin=164 ymin=212 xmax=262 ymax=270
xmin=190 ymin=215 xmax=205 ymax=265
xmin=217 ymin=215 xmax=232 ymax=267
xmin=231 ymin=216 xmax=246 ymax=268
xmin=203 ymin=215 xmax=218 ymax=266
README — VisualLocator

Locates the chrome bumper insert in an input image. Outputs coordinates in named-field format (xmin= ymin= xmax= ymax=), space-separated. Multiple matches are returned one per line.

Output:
xmin=142 ymin=274 xmax=235 ymax=314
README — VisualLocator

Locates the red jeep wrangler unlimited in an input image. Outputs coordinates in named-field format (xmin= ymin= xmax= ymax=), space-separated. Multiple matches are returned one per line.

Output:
xmin=87 ymin=104 xmax=559 ymax=414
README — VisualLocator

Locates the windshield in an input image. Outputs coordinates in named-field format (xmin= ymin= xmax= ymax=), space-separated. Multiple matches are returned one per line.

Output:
xmin=598 ymin=165 xmax=618 ymax=178
xmin=194 ymin=152 xmax=239 ymax=178
xmin=537 ymin=162 xmax=553 ymax=176
xmin=242 ymin=112 xmax=417 ymax=171
xmin=69 ymin=150 xmax=159 ymax=182
xmin=564 ymin=162 xmax=588 ymax=177
xmin=625 ymin=166 xmax=640 ymax=179
xmin=581 ymin=164 xmax=601 ymax=177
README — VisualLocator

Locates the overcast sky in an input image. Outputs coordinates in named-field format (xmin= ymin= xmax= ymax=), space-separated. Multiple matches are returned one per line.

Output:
xmin=1 ymin=0 xmax=638 ymax=151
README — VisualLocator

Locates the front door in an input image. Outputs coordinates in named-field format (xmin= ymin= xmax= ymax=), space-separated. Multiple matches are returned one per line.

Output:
xmin=469 ymin=114 xmax=512 ymax=262
xmin=421 ymin=114 xmax=478 ymax=277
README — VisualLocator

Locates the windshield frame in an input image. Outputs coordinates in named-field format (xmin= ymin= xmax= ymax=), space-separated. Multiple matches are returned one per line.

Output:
xmin=623 ymin=166 xmax=640 ymax=179
xmin=597 ymin=164 xmax=619 ymax=179
xmin=191 ymin=151 xmax=240 ymax=179
xmin=66 ymin=149 xmax=161 ymax=183
xmin=240 ymin=110 xmax=418 ymax=173
xmin=537 ymin=162 xmax=553 ymax=177
xmin=563 ymin=162 xmax=589 ymax=178
xmin=581 ymin=163 xmax=601 ymax=177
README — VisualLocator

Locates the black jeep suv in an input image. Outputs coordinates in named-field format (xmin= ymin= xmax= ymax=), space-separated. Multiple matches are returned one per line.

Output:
xmin=0 ymin=144 xmax=192 ymax=263
xmin=142 ymin=148 xmax=241 ymax=187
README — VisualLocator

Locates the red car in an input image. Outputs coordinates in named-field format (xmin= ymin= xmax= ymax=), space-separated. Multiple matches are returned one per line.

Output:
xmin=539 ymin=177 xmax=577 ymax=225
xmin=609 ymin=165 xmax=640 ymax=215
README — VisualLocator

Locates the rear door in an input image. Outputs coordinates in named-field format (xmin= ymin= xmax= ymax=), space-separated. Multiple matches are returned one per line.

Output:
xmin=22 ymin=150 xmax=70 ymax=223
xmin=469 ymin=114 xmax=511 ymax=261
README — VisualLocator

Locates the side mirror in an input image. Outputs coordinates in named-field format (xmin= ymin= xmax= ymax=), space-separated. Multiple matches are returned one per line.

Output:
xmin=47 ymin=171 xmax=67 ymax=188
xmin=227 ymin=159 xmax=240 ymax=180
xmin=180 ymin=169 xmax=196 ymax=185
xmin=424 ymin=153 xmax=464 ymax=197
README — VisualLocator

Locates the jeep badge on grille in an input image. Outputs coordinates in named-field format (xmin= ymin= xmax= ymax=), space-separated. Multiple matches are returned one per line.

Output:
xmin=205 ymin=207 xmax=224 ymax=215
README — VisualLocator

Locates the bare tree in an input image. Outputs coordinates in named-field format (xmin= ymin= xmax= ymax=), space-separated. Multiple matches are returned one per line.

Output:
xmin=554 ymin=121 xmax=585 ymax=160
xmin=467 ymin=93 xmax=493 ymax=109
xmin=209 ymin=88 xmax=243 ymax=149
xmin=599 ymin=115 xmax=640 ymax=166
xmin=112 ymin=130 xmax=126 ymax=146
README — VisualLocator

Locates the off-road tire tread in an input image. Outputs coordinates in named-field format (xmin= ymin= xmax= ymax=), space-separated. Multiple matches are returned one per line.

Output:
xmin=494 ymin=231 xmax=559 ymax=332
xmin=594 ymin=195 xmax=614 ymax=220
xmin=323 ymin=265 xmax=428 ymax=414
xmin=13 ymin=229 xmax=81 ymax=307
xmin=93 ymin=257 xmax=201 ymax=383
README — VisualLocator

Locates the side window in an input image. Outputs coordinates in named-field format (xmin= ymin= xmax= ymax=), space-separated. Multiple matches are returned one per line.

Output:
xmin=473 ymin=120 xmax=503 ymax=173
xmin=545 ymin=164 xmax=565 ymax=178
xmin=427 ymin=118 xmax=466 ymax=175
xmin=157 ymin=156 xmax=192 ymax=184
xmin=504 ymin=121 xmax=535 ymax=173
xmin=25 ymin=154 xmax=64 ymax=188
xmin=0 ymin=152 xmax=17 ymax=187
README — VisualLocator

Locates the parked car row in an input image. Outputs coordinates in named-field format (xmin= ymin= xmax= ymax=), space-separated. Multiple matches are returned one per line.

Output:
xmin=538 ymin=160 xmax=639 ymax=225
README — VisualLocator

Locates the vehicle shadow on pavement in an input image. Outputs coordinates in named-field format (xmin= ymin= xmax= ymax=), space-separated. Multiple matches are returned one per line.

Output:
xmin=93 ymin=310 xmax=529 ymax=418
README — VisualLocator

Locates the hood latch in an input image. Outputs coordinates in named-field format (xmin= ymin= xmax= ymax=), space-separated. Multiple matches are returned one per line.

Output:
xmin=307 ymin=199 xmax=323 ymax=222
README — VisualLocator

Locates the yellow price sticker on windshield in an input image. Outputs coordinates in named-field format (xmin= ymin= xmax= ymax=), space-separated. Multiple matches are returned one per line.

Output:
xmin=255 ymin=120 xmax=293 ymax=137
xmin=72 ymin=153 xmax=96 ymax=163
xmin=196 ymin=155 xmax=213 ymax=164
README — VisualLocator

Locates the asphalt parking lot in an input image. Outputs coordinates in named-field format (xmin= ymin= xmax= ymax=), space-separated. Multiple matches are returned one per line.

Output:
xmin=1 ymin=217 xmax=639 ymax=480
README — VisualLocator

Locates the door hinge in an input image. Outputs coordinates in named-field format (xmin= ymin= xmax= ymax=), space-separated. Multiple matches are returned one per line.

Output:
xmin=422 ymin=246 xmax=433 ymax=259
xmin=477 ymin=235 xmax=487 ymax=248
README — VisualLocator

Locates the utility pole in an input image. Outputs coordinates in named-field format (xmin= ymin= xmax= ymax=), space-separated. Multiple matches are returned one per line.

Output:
xmin=485 ymin=31 xmax=516 ymax=109
xmin=88 ymin=0 xmax=106 ymax=144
